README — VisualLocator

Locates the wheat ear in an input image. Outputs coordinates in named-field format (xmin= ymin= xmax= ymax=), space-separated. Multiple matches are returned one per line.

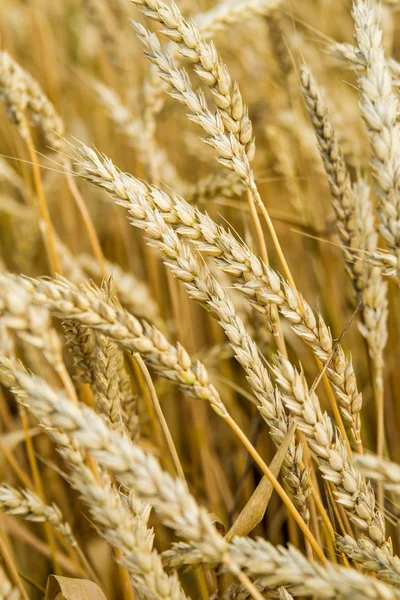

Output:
xmin=0 ymin=360 xmax=266 ymax=600
xmin=76 ymin=143 xmax=363 ymax=448
xmin=336 ymin=534 xmax=400 ymax=587
xmin=270 ymin=353 xmax=397 ymax=579
xmin=0 ymin=359 xmax=185 ymax=600
xmin=300 ymin=65 xmax=388 ymax=462
xmin=165 ymin=537 xmax=399 ymax=599
xmin=137 ymin=0 xmax=285 ymax=135
xmin=70 ymin=146 xmax=314 ymax=525
xmin=0 ymin=484 xmax=76 ymax=548
xmin=352 ymin=0 xmax=400 ymax=274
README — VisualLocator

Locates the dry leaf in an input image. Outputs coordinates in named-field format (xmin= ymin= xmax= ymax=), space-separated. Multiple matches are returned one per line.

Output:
xmin=225 ymin=421 xmax=297 ymax=540
xmin=45 ymin=575 xmax=107 ymax=600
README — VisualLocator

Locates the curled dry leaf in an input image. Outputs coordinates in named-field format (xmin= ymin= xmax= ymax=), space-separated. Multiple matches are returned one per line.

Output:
xmin=45 ymin=575 xmax=107 ymax=600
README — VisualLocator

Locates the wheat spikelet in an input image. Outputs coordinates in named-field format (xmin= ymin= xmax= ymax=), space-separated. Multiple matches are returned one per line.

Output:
xmin=77 ymin=253 xmax=161 ymax=325
xmin=356 ymin=454 xmax=400 ymax=495
xmin=330 ymin=42 xmax=400 ymax=86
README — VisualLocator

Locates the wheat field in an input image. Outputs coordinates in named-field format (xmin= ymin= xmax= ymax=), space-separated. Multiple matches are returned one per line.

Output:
xmin=0 ymin=0 xmax=400 ymax=598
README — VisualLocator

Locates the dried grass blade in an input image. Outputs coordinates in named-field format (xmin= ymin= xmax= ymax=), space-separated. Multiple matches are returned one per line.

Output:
xmin=225 ymin=421 xmax=296 ymax=541
xmin=45 ymin=575 xmax=107 ymax=600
